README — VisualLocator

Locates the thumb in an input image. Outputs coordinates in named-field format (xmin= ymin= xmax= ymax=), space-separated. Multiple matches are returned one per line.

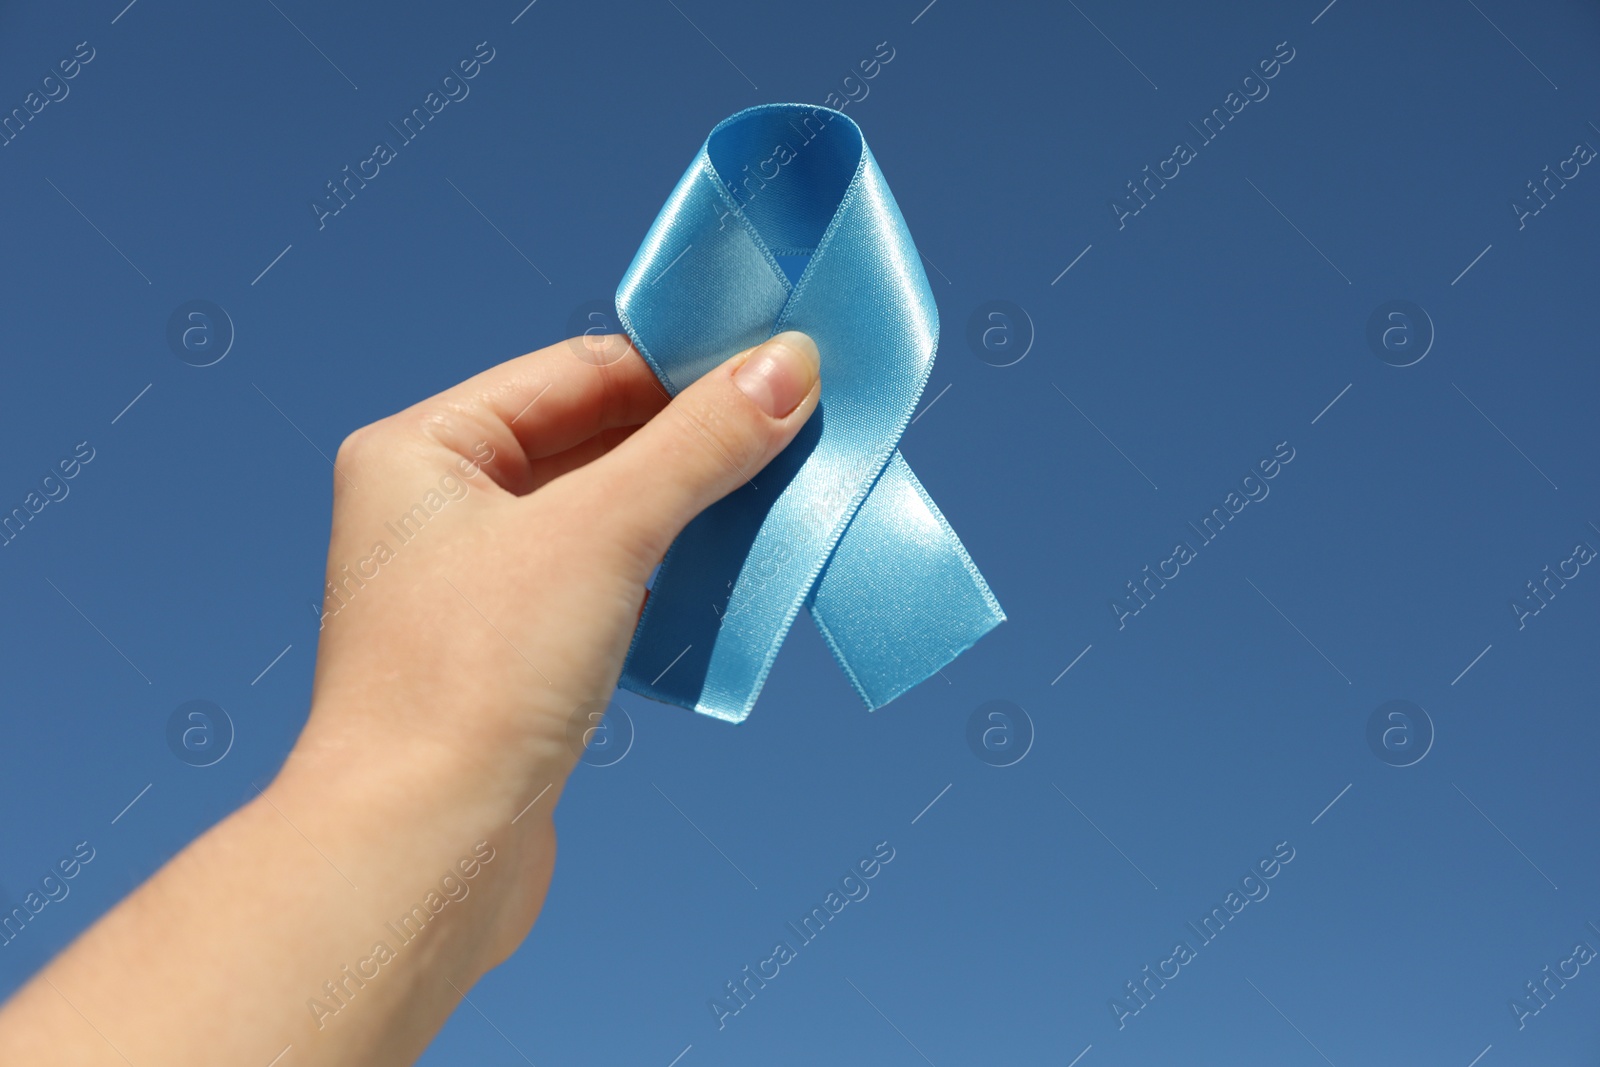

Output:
xmin=576 ymin=330 xmax=821 ymax=573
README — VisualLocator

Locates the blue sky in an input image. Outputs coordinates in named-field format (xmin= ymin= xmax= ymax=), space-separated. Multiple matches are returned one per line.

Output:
xmin=1 ymin=0 xmax=1598 ymax=1064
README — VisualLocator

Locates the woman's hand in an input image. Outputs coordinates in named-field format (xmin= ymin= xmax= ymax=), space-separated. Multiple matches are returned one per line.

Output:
xmin=296 ymin=329 xmax=821 ymax=964
xmin=0 ymin=330 xmax=819 ymax=1067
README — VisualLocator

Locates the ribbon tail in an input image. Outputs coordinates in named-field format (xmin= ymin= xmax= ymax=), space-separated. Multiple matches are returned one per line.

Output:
xmin=808 ymin=451 xmax=1005 ymax=709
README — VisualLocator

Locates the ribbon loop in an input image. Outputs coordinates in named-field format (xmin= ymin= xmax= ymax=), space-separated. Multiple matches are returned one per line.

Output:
xmin=616 ymin=103 xmax=1003 ymax=722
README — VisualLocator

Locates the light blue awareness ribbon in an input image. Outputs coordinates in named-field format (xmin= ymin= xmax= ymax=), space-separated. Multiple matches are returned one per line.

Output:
xmin=616 ymin=103 xmax=1004 ymax=722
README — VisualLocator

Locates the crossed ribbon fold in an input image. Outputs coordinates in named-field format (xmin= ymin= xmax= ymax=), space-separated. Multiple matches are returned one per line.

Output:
xmin=616 ymin=103 xmax=1003 ymax=722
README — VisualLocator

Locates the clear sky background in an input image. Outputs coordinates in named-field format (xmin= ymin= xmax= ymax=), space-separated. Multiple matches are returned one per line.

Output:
xmin=2 ymin=0 xmax=1598 ymax=1064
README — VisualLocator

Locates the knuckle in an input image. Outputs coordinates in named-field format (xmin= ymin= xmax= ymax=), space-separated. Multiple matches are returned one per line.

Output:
xmin=335 ymin=422 xmax=380 ymax=466
xmin=561 ymin=330 xmax=639 ymax=371
xmin=333 ymin=419 xmax=400 ymax=480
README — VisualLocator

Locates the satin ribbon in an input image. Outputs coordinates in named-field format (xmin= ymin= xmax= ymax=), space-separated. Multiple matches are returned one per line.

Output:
xmin=615 ymin=103 xmax=1003 ymax=722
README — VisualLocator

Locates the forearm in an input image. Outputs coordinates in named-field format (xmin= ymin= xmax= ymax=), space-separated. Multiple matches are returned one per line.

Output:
xmin=0 ymin=732 xmax=563 ymax=1066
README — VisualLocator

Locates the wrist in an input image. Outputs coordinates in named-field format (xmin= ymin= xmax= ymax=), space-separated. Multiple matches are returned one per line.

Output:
xmin=283 ymin=694 xmax=577 ymax=828
xmin=268 ymin=710 xmax=568 ymax=982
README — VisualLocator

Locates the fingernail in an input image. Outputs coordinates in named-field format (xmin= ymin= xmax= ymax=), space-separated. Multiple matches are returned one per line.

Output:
xmin=734 ymin=332 xmax=819 ymax=417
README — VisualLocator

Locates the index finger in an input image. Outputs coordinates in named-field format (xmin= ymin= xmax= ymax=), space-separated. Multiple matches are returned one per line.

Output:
xmin=404 ymin=333 xmax=671 ymax=495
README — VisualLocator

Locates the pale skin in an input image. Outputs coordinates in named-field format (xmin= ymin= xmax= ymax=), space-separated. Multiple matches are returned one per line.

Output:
xmin=0 ymin=330 xmax=822 ymax=1065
